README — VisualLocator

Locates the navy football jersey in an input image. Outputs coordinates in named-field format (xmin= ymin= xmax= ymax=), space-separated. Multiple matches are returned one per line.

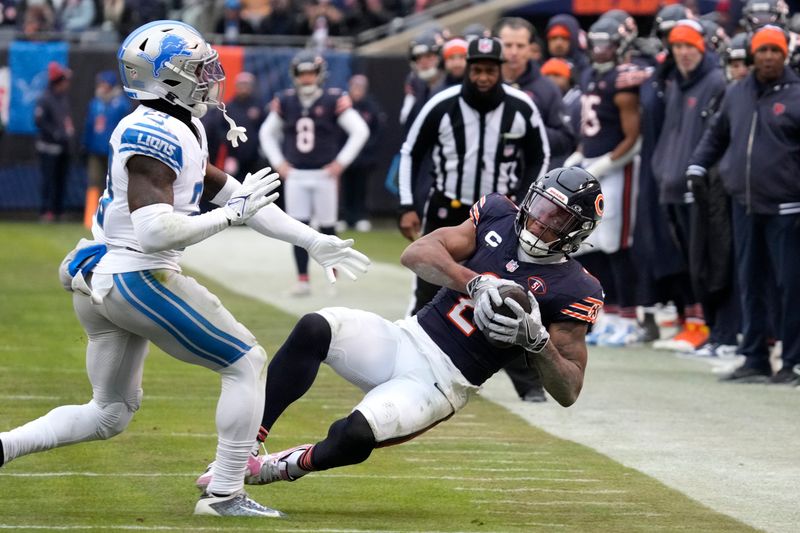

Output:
xmin=417 ymin=193 xmax=604 ymax=386
xmin=271 ymin=88 xmax=350 ymax=169
xmin=579 ymin=64 xmax=640 ymax=158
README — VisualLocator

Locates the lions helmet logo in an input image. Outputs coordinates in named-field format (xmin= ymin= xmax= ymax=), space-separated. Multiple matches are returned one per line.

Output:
xmin=138 ymin=34 xmax=193 ymax=78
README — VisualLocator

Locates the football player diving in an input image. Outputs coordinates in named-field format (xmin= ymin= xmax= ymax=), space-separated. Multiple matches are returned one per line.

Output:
xmin=197 ymin=166 xmax=605 ymax=492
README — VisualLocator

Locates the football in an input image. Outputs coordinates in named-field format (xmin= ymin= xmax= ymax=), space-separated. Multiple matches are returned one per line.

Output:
xmin=483 ymin=284 xmax=532 ymax=349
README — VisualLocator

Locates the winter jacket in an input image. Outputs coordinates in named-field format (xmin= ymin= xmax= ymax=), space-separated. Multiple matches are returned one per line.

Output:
xmin=651 ymin=53 xmax=726 ymax=205
xmin=688 ymin=67 xmax=800 ymax=215
xmin=82 ymin=92 xmax=131 ymax=156
xmin=508 ymin=60 xmax=575 ymax=160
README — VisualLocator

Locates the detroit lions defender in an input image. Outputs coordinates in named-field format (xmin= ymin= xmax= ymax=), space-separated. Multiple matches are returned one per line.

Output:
xmin=258 ymin=50 xmax=369 ymax=296
xmin=0 ymin=20 xmax=369 ymax=517
xmin=196 ymin=167 xmax=604 ymax=491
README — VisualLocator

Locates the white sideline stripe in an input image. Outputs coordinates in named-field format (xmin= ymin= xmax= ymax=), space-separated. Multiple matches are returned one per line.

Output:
xmin=0 ymin=395 xmax=63 ymax=400
xmin=405 ymin=440 xmax=545 ymax=448
xmin=0 ymin=472 xmax=599 ymax=483
xmin=404 ymin=458 xmax=568 ymax=465
xmin=475 ymin=499 xmax=641 ymax=507
xmin=426 ymin=466 xmax=585 ymax=473
xmin=0 ymin=527 xmax=510 ymax=533
xmin=457 ymin=486 xmax=626 ymax=495
xmin=403 ymin=448 xmax=551 ymax=455
xmin=0 ymin=473 xmax=192 ymax=478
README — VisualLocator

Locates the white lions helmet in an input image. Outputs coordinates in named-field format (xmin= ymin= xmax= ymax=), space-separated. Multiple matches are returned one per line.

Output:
xmin=118 ymin=20 xmax=225 ymax=118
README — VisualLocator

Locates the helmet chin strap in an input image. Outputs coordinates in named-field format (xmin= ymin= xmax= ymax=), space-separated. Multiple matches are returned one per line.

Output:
xmin=217 ymin=102 xmax=248 ymax=148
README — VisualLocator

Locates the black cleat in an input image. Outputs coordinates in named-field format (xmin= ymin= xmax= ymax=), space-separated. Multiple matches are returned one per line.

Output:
xmin=769 ymin=366 xmax=800 ymax=385
xmin=719 ymin=365 xmax=771 ymax=383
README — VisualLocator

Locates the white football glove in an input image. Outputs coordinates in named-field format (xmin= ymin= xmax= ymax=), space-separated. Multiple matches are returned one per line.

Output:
xmin=222 ymin=167 xmax=281 ymax=225
xmin=307 ymin=234 xmax=371 ymax=283
xmin=484 ymin=293 xmax=550 ymax=353
xmin=584 ymin=153 xmax=614 ymax=179
xmin=563 ymin=151 xmax=585 ymax=168
xmin=466 ymin=274 xmax=520 ymax=330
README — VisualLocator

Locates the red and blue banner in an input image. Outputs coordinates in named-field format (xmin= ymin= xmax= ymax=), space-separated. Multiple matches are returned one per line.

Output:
xmin=8 ymin=41 xmax=69 ymax=135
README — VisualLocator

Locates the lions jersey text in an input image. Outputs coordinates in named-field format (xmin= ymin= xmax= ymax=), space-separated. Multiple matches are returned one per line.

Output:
xmin=92 ymin=105 xmax=209 ymax=273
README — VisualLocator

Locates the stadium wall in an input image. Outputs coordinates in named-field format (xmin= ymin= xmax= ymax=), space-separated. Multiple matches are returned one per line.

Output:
xmin=0 ymin=43 xmax=407 ymax=217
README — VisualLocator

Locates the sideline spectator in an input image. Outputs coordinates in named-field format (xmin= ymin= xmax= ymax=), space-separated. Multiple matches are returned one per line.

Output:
xmin=56 ymin=0 xmax=95 ymax=32
xmin=35 ymin=61 xmax=74 ymax=223
xmin=544 ymin=14 xmax=590 ymax=81
xmin=541 ymin=57 xmax=581 ymax=167
xmin=496 ymin=17 xmax=575 ymax=168
xmin=433 ymin=36 xmax=467 ymax=89
xmin=339 ymin=74 xmax=385 ymax=232
xmin=205 ymin=71 xmax=268 ymax=183
xmin=81 ymin=70 xmax=130 ymax=226
xmin=651 ymin=20 xmax=727 ymax=353
xmin=688 ymin=25 xmax=800 ymax=385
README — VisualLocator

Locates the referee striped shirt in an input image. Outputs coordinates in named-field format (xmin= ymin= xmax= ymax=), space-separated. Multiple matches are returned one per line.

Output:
xmin=399 ymin=84 xmax=550 ymax=208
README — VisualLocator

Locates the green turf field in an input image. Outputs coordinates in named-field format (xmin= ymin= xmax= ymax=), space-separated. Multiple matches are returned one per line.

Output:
xmin=0 ymin=223 xmax=756 ymax=532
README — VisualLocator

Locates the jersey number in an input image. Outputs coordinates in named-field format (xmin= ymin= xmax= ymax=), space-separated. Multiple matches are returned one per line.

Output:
xmin=580 ymin=94 xmax=602 ymax=138
xmin=447 ymin=297 xmax=476 ymax=336
xmin=296 ymin=117 xmax=315 ymax=153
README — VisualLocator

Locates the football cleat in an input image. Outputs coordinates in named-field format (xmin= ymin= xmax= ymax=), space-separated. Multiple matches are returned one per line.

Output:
xmin=195 ymin=453 xmax=263 ymax=491
xmin=194 ymin=490 xmax=284 ymax=517
xmin=255 ymin=444 xmax=314 ymax=485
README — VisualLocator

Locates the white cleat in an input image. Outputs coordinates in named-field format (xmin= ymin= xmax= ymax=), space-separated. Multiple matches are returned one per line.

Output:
xmin=194 ymin=490 xmax=284 ymax=517
xmin=255 ymin=444 xmax=314 ymax=485
xmin=195 ymin=453 xmax=263 ymax=491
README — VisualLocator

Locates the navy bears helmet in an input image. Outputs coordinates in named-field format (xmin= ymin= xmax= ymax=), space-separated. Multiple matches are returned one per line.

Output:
xmin=516 ymin=167 xmax=603 ymax=258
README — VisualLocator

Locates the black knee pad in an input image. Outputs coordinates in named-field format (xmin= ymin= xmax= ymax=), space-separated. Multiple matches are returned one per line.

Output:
xmin=313 ymin=411 xmax=376 ymax=470
xmin=286 ymin=313 xmax=332 ymax=362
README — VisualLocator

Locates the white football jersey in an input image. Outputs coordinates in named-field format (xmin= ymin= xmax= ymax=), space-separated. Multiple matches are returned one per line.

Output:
xmin=92 ymin=105 xmax=209 ymax=274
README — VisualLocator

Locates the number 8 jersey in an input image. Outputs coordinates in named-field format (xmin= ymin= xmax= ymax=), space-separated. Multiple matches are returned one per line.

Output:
xmin=271 ymin=87 xmax=350 ymax=169
xmin=91 ymin=105 xmax=209 ymax=274
xmin=417 ymin=193 xmax=604 ymax=386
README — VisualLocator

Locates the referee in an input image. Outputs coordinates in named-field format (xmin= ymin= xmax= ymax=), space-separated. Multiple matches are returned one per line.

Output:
xmin=398 ymin=36 xmax=550 ymax=315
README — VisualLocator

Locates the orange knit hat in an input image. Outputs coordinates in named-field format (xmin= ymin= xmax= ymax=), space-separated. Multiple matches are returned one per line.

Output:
xmin=547 ymin=24 xmax=571 ymax=40
xmin=442 ymin=38 xmax=468 ymax=60
xmin=751 ymin=25 xmax=788 ymax=56
xmin=668 ymin=20 xmax=706 ymax=53
xmin=541 ymin=58 xmax=572 ymax=79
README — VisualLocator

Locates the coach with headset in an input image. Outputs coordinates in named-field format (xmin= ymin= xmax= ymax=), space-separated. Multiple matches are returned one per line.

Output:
xmin=687 ymin=25 xmax=800 ymax=385
xmin=397 ymin=36 xmax=550 ymax=315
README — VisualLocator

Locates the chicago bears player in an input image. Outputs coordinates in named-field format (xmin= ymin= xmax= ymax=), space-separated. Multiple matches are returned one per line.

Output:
xmin=195 ymin=167 xmax=604 ymax=491
xmin=0 ymin=20 xmax=370 ymax=517
xmin=565 ymin=17 xmax=642 ymax=346
xmin=259 ymin=51 xmax=369 ymax=296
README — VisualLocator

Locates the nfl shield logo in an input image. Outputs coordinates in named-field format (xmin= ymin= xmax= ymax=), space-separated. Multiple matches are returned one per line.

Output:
xmin=478 ymin=38 xmax=493 ymax=54
xmin=506 ymin=260 xmax=519 ymax=272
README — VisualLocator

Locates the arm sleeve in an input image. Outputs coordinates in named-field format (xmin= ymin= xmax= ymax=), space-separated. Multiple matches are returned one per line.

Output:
xmin=209 ymin=173 xmax=318 ymax=249
xmin=258 ymin=111 xmax=286 ymax=168
xmin=130 ymin=203 xmax=229 ymax=254
xmin=398 ymin=99 xmax=440 ymax=207
xmin=335 ymin=107 xmax=370 ymax=168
